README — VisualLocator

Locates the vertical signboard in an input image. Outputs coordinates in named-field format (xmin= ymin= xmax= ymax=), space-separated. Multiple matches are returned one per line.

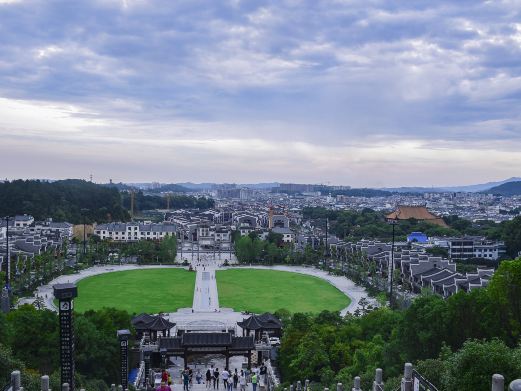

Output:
xmin=54 ymin=284 xmax=78 ymax=391
xmin=117 ymin=329 xmax=131 ymax=389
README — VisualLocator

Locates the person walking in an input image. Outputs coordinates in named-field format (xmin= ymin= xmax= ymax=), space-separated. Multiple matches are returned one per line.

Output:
xmin=221 ymin=368 xmax=230 ymax=391
xmin=239 ymin=371 xmax=246 ymax=391
xmin=251 ymin=373 xmax=258 ymax=391
xmin=196 ymin=370 xmax=203 ymax=384
xmin=162 ymin=370 xmax=169 ymax=384
xmin=233 ymin=369 xmax=239 ymax=389
xmin=206 ymin=369 xmax=212 ymax=389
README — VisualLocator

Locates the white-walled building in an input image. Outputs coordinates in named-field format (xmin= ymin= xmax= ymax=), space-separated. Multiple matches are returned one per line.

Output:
xmin=94 ymin=222 xmax=177 ymax=242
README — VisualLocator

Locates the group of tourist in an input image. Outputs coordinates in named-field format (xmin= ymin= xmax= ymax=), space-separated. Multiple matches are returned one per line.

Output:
xmin=204 ymin=364 xmax=267 ymax=391
xmin=154 ymin=363 xmax=269 ymax=391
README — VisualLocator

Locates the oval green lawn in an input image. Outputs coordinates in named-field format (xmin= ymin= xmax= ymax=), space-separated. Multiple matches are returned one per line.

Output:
xmin=216 ymin=269 xmax=350 ymax=314
xmin=74 ymin=268 xmax=195 ymax=314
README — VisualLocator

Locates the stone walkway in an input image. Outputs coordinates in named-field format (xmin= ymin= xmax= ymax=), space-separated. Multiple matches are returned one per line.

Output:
xmin=192 ymin=264 xmax=220 ymax=312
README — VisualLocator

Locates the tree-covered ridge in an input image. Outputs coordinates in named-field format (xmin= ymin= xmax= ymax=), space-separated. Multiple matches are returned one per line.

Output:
xmin=0 ymin=179 xmax=129 ymax=224
xmin=0 ymin=180 xmax=215 ymax=224
xmin=121 ymin=191 xmax=214 ymax=211
xmin=302 ymin=207 xmax=521 ymax=257
xmin=485 ymin=181 xmax=521 ymax=196
xmin=278 ymin=258 xmax=521 ymax=391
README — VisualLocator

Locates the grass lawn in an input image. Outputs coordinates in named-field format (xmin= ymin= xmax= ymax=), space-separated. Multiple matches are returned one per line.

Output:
xmin=216 ymin=269 xmax=350 ymax=314
xmin=74 ymin=268 xmax=195 ymax=314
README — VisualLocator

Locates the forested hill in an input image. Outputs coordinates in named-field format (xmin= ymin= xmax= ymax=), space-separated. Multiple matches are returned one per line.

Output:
xmin=0 ymin=179 xmax=129 ymax=224
xmin=485 ymin=181 xmax=521 ymax=196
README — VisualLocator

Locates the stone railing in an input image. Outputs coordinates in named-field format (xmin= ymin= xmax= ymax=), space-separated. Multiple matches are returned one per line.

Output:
xmin=282 ymin=364 xmax=521 ymax=391
xmin=264 ymin=359 xmax=280 ymax=391
xmin=133 ymin=361 xmax=146 ymax=389
xmin=6 ymin=363 xmax=521 ymax=391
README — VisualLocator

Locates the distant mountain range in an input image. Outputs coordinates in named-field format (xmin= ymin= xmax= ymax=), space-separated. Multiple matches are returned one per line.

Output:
xmin=381 ymin=177 xmax=521 ymax=193
xmin=103 ymin=177 xmax=521 ymax=195
xmin=485 ymin=181 xmax=521 ymax=196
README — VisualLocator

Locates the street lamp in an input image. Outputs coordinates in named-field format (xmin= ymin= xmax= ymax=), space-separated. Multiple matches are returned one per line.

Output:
xmin=1 ymin=216 xmax=10 ymax=313
xmin=388 ymin=218 xmax=398 ymax=309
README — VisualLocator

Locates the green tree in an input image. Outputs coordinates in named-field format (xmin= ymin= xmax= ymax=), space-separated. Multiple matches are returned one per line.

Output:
xmin=442 ymin=340 xmax=521 ymax=391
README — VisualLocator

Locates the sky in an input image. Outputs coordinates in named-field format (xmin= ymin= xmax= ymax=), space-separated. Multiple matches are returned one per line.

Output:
xmin=0 ymin=0 xmax=520 ymax=187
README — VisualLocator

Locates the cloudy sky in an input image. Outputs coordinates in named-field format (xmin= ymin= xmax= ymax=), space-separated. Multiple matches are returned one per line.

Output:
xmin=1 ymin=0 xmax=520 ymax=187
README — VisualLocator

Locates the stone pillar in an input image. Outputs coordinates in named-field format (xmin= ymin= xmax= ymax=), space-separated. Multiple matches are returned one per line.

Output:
xmin=54 ymin=284 xmax=78 ymax=391
xmin=41 ymin=375 xmax=50 ymax=391
xmin=297 ymin=381 xmax=302 ymax=391
xmin=11 ymin=370 xmax=21 ymax=391
xmin=111 ymin=384 xmax=116 ymax=391
xmin=401 ymin=363 xmax=413 ymax=391
xmin=509 ymin=379 xmax=521 ymax=390
xmin=118 ymin=385 xmax=123 ymax=391
xmin=290 ymin=384 xmax=294 ymax=391
xmin=62 ymin=383 xmax=70 ymax=391
xmin=305 ymin=380 xmax=309 ymax=391
xmin=492 ymin=375 xmax=504 ymax=391
xmin=352 ymin=377 xmax=361 ymax=391
xmin=336 ymin=383 xmax=343 ymax=391
xmin=373 ymin=368 xmax=384 ymax=390
xmin=117 ymin=329 xmax=131 ymax=390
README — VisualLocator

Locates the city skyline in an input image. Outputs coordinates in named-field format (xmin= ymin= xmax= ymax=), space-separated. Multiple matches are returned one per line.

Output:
xmin=1 ymin=0 xmax=521 ymax=187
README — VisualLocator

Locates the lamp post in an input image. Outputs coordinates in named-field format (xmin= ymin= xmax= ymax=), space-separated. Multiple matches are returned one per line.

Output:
xmin=1 ymin=216 xmax=10 ymax=313
xmin=388 ymin=218 xmax=398 ymax=309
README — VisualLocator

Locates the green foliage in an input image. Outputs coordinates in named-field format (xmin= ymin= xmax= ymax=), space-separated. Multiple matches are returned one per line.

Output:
xmin=416 ymin=340 xmax=521 ymax=391
xmin=278 ymin=259 xmax=521 ymax=391
xmin=0 ymin=179 xmax=129 ymax=224
xmin=5 ymin=305 xmax=59 ymax=373
xmin=502 ymin=216 xmax=521 ymax=257
xmin=1 ymin=306 xmax=132 ymax=388
xmin=121 ymin=191 xmax=214 ymax=211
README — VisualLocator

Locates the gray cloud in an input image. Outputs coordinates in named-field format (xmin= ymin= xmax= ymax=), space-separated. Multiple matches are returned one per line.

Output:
xmin=0 ymin=0 xmax=520 ymax=185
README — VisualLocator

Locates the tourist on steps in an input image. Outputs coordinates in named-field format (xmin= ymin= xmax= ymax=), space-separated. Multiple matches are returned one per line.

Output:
xmin=213 ymin=368 xmax=220 ymax=389
xmin=183 ymin=368 xmax=190 ymax=391
xmin=233 ymin=369 xmax=239 ymax=389
xmin=239 ymin=371 xmax=246 ymax=391
xmin=206 ymin=369 xmax=212 ymax=388
xmin=221 ymin=368 xmax=230 ymax=390
xmin=251 ymin=373 xmax=258 ymax=391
